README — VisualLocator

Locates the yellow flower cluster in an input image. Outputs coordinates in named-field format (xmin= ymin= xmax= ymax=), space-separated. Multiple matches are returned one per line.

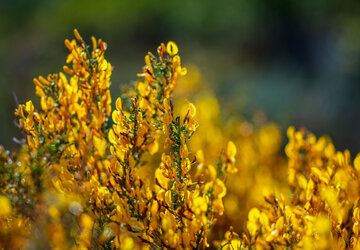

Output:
xmin=2 ymin=30 xmax=360 ymax=250
xmin=0 ymin=30 xmax=234 ymax=249
xmin=219 ymin=127 xmax=360 ymax=249
xmin=174 ymin=67 xmax=287 ymax=239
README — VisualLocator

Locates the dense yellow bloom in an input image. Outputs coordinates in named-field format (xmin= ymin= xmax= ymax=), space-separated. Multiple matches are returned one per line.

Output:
xmin=2 ymin=30 xmax=239 ymax=249
xmin=217 ymin=126 xmax=360 ymax=249
xmin=3 ymin=29 xmax=360 ymax=250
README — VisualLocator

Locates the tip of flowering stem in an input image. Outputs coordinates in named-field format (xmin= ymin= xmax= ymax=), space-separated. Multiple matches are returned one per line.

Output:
xmin=91 ymin=36 xmax=97 ymax=51
xmin=33 ymin=78 xmax=42 ymax=88
xmin=64 ymin=39 xmax=73 ymax=51
xmin=73 ymin=29 xmax=83 ymax=42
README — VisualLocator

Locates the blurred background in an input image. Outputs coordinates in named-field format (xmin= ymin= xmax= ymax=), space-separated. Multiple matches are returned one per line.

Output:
xmin=1 ymin=0 xmax=360 ymax=153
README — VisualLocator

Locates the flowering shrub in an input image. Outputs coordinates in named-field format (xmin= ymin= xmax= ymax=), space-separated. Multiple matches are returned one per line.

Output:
xmin=0 ymin=30 xmax=234 ymax=249
xmin=1 ymin=30 xmax=360 ymax=249
xmin=218 ymin=128 xmax=360 ymax=249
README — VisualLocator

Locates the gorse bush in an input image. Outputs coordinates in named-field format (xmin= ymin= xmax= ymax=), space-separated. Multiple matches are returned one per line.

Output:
xmin=1 ymin=30 xmax=233 ymax=249
xmin=1 ymin=30 xmax=360 ymax=249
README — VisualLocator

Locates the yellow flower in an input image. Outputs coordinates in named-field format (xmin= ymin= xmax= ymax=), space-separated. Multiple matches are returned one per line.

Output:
xmin=166 ymin=41 xmax=178 ymax=56
xmin=93 ymin=136 xmax=107 ymax=157
xmin=120 ymin=237 xmax=134 ymax=250
xmin=192 ymin=196 xmax=207 ymax=215
xmin=213 ymin=179 xmax=226 ymax=199
xmin=0 ymin=195 xmax=12 ymax=217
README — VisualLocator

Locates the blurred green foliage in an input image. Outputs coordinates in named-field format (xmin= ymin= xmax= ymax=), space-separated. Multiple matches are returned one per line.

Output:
xmin=1 ymin=0 xmax=360 ymax=152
